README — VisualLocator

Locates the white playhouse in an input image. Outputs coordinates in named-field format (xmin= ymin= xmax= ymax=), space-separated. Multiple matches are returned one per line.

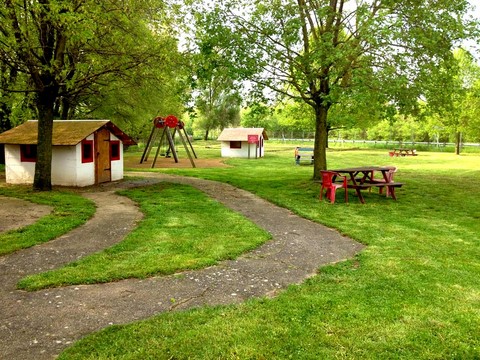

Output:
xmin=217 ymin=128 xmax=268 ymax=158
xmin=0 ymin=120 xmax=136 ymax=187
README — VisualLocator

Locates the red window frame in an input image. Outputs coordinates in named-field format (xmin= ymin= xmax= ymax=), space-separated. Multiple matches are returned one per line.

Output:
xmin=20 ymin=144 xmax=37 ymax=162
xmin=81 ymin=139 xmax=94 ymax=163
xmin=230 ymin=141 xmax=242 ymax=149
xmin=110 ymin=140 xmax=121 ymax=161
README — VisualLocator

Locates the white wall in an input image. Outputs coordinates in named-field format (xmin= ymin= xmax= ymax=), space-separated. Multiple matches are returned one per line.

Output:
xmin=51 ymin=145 xmax=79 ymax=186
xmin=51 ymin=134 xmax=97 ymax=186
xmin=4 ymin=145 xmax=35 ymax=184
xmin=220 ymin=140 xmax=264 ymax=158
xmin=4 ymin=133 xmax=125 ymax=186
xmin=110 ymin=134 xmax=124 ymax=181
xmin=71 ymin=134 xmax=96 ymax=187
xmin=5 ymin=143 xmax=95 ymax=187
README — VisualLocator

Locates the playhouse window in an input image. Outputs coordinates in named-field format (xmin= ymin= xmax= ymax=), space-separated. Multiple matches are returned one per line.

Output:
xmin=82 ymin=140 xmax=94 ymax=163
xmin=110 ymin=140 xmax=121 ymax=161
xmin=230 ymin=141 xmax=242 ymax=149
xmin=20 ymin=144 xmax=37 ymax=162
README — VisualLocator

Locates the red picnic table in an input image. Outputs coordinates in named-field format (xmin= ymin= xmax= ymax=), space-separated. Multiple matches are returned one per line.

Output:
xmin=389 ymin=148 xmax=417 ymax=157
xmin=329 ymin=166 xmax=403 ymax=204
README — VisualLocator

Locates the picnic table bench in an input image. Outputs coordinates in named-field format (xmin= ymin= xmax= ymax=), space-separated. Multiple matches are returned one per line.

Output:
xmin=389 ymin=148 xmax=417 ymax=157
xmin=329 ymin=166 xmax=404 ymax=204
xmin=295 ymin=147 xmax=314 ymax=165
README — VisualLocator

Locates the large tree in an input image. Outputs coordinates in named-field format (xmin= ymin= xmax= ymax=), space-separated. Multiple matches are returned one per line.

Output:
xmin=189 ymin=40 xmax=242 ymax=139
xmin=439 ymin=48 xmax=480 ymax=154
xmin=194 ymin=0 xmax=478 ymax=178
xmin=0 ymin=0 xmax=170 ymax=190
xmin=194 ymin=76 xmax=242 ymax=140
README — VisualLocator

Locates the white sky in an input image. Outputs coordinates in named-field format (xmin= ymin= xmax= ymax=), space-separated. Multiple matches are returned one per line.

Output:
xmin=464 ymin=1 xmax=480 ymax=56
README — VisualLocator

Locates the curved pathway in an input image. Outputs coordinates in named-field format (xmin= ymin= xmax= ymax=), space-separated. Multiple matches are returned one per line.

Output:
xmin=0 ymin=173 xmax=364 ymax=360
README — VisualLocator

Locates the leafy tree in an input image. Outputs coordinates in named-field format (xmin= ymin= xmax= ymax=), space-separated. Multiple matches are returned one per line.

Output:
xmin=274 ymin=100 xmax=315 ymax=139
xmin=194 ymin=80 xmax=242 ymax=140
xmin=461 ymin=81 xmax=480 ymax=142
xmin=80 ymin=53 xmax=187 ymax=141
xmin=439 ymin=49 xmax=480 ymax=153
xmin=241 ymin=104 xmax=274 ymax=129
xmin=0 ymin=0 xmax=171 ymax=190
xmin=189 ymin=41 xmax=242 ymax=139
xmin=0 ymin=64 xmax=16 ymax=132
xmin=193 ymin=0 xmax=478 ymax=178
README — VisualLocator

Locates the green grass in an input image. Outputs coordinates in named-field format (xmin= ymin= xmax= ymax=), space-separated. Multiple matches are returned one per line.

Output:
xmin=18 ymin=183 xmax=271 ymax=290
xmin=0 ymin=186 xmax=95 ymax=255
xmin=58 ymin=147 xmax=480 ymax=359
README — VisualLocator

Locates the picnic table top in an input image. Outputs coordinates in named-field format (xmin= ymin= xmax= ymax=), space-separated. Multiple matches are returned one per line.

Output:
xmin=330 ymin=166 xmax=394 ymax=173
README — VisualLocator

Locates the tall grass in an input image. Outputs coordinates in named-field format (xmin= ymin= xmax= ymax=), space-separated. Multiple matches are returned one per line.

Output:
xmin=59 ymin=147 xmax=480 ymax=359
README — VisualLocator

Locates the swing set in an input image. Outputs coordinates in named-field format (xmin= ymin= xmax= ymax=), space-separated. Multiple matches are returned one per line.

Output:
xmin=140 ymin=115 xmax=197 ymax=168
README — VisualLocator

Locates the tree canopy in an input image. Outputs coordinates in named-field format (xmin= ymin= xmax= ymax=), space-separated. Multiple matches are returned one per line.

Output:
xmin=0 ymin=0 xmax=181 ymax=189
xmin=192 ymin=0 xmax=479 ymax=178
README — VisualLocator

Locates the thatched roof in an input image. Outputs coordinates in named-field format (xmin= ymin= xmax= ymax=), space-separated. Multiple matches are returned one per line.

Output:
xmin=217 ymin=128 xmax=268 ymax=141
xmin=0 ymin=120 xmax=136 ymax=146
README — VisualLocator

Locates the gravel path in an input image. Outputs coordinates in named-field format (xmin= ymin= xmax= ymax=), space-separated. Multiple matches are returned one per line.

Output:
xmin=0 ymin=173 xmax=364 ymax=360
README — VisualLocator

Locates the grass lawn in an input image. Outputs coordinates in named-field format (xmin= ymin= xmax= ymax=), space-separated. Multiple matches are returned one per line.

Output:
xmin=17 ymin=183 xmax=270 ymax=290
xmin=3 ymin=145 xmax=480 ymax=359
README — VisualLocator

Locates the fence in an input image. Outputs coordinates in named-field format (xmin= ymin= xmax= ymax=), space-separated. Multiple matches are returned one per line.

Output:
xmin=328 ymin=139 xmax=480 ymax=149
xmin=271 ymin=138 xmax=480 ymax=151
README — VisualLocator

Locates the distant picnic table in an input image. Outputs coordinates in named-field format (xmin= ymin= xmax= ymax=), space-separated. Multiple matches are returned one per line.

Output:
xmin=294 ymin=147 xmax=314 ymax=165
xmin=389 ymin=148 xmax=417 ymax=157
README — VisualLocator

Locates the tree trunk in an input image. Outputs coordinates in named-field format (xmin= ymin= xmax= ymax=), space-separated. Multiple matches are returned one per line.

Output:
xmin=204 ymin=128 xmax=210 ymax=141
xmin=313 ymin=103 xmax=329 ymax=180
xmin=0 ymin=102 xmax=13 ymax=133
xmin=61 ymin=97 xmax=70 ymax=120
xmin=33 ymin=87 xmax=57 ymax=191
xmin=455 ymin=131 xmax=461 ymax=155
xmin=326 ymin=124 xmax=331 ymax=149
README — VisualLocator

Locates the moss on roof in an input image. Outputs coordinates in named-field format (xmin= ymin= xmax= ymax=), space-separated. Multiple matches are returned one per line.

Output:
xmin=0 ymin=120 xmax=136 ymax=146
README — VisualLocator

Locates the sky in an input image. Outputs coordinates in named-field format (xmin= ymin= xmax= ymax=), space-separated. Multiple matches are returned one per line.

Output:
xmin=464 ymin=1 xmax=480 ymax=56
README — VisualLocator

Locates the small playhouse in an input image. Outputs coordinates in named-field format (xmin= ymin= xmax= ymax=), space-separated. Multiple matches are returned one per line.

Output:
xmin=217 ymin=127 xmax=268 ymax=158
xmin=0 ymin=120 xmax=136 ymax=187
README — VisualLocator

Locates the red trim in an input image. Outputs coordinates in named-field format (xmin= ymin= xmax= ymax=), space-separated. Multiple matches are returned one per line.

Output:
xmin=82 ymin=140 xmax=94 ymax=163
xmin=20 ymin=144 xmax=37 ymax=162
xmin=110 ymin=140 xmax=121 ymax=161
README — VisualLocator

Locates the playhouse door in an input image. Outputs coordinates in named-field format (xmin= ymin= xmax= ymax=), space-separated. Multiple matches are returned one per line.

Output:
xmin=95 ymin=128 xmax=111 ymax=184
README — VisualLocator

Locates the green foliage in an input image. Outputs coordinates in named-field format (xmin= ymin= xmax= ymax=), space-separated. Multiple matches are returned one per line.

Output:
xmin=189 ymin=0 xmax=479 ymax=175
xmin=58 ymin=148 xmax=480 ymax=359
xmin=436 ymin=49 xmax=480 ymax=148
xmin=0 ymin=0 xmax=186 ymax=188
xmin=17 ymin=183 xmax=270 ymax=290
xmin=81 ymin=49 xmax=187 ymax=141
xmin=186 ymin=18 xmax=243 ymax=139
xmin=240 ymin=103 xmax=275 ymax=129
xmin=275 ymin=100 xmax=315 ymax=132
xmin=0 ymin=187 xmax=95 ymax=255
xmin=0 ymin=0 xmax=185 ymax=146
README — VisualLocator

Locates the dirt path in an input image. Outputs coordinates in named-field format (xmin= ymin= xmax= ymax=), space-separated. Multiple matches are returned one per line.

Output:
xmin=0 ymin=173 xmax=364 ymax=360
xmin=0 ymin=196 xmax=52 ymax=233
